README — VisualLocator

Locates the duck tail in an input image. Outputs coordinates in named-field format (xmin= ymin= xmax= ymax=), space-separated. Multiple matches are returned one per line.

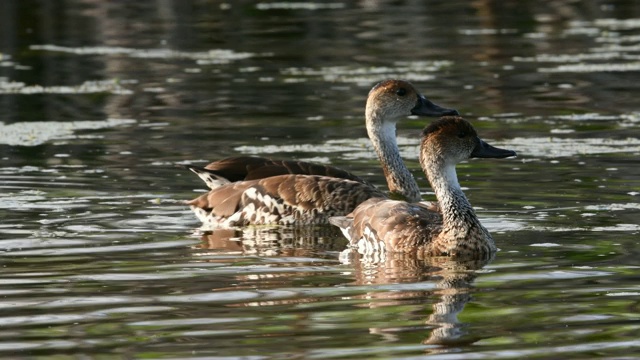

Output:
xmin=183 ymin=165 xmax=231 ymax=190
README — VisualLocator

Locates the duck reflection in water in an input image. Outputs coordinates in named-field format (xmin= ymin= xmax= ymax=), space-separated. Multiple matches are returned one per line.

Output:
xmin=194 ymin=225 xmax=347 ymax=257
xmin=343 ymin=251 xmax=492 ymax=350
xmin=195 ymin=226 xmax=493 ymax=351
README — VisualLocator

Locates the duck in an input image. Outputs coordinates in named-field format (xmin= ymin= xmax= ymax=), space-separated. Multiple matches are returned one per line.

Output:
xmin=186 ymin=79 xmax=458 ymax=228
xmin=329 ymin=116 xmax=516 ymax=258
xmin=185 ymin=156 xmax=373 ymax=191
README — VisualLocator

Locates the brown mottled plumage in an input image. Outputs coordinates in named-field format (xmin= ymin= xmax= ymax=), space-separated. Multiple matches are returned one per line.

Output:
xmin=185 ymin=156 xmax=372 ymax=190
xmin=190 ymin=174 xmax=384 ymax=227
xmin=330 ymin=116 xmax=516 ymax=258
xmin=186 ymin=79 xmax=458 ymax=228
xmin=209 ymin=156 xmax=361 ymax=182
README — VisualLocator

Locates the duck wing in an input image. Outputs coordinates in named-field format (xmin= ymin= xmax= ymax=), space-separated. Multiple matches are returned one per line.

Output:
xmin=330 ymin=198 xmax=442 ymax=254
xmin=189 ymin=174 xmax=384 ymax=227
xmin=186 ymin=156 xmax=371 ymax=190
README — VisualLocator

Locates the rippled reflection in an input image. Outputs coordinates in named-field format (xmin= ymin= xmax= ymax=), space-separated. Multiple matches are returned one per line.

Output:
xmin=1 ymin=0 xmax=640 ymax=358
xmin=195 ymin=225 xmax=346 ymax=256
xmin=347 ymin=253 xmax=492 ymax=351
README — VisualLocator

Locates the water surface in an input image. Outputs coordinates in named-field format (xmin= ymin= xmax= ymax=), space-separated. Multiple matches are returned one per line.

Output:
xmin=1 ymin=1 xmax=639 ymax=358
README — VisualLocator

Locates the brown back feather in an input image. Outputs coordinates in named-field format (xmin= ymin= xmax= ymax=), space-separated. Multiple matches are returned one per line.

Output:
xmin=190 ymin=174 xmax=385 ymax=225
xmin=347 ymin=200 xmax=442 ymax=251
xmin=203 ymin=156 xmax=371 ymax=185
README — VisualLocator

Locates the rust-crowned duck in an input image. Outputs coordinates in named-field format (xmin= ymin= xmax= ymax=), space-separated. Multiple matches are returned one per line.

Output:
xmin=186 ymin=80 xmax=458 ymax=227
xmin=330 ymin=116 xmax=516 ymax=258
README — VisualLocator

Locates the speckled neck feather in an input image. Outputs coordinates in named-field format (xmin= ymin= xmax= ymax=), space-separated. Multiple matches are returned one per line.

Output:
xmin=366 ymin=106 xmax=421 ymax=203
xmin=419 ymin=133 xmax=495 ymax=255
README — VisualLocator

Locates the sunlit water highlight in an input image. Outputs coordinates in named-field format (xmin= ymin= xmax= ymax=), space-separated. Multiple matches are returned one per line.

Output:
xmin=1 ymin=1 xmax=640 ymax=359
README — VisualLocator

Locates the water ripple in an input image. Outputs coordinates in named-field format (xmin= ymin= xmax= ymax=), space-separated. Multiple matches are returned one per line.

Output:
xmin=2 ymin=239 xmax=197 ymax=256
xmin=0 ymin=119 xmax=136 ymax=146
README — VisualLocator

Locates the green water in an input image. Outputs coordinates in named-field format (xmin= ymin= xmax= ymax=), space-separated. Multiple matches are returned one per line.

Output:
xmin=1 ymin=0 xmax=639 ymax=358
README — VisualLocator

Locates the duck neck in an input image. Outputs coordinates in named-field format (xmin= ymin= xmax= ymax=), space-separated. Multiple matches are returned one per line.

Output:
xmin=367 ymin=115 xmax=421 ymax=203
xmin=426 ymin=160 xmax=486 ymax=237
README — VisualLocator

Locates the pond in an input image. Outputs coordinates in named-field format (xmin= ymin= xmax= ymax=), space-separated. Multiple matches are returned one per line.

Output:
xmin=1 ymin=0 xmax=640 ymax=358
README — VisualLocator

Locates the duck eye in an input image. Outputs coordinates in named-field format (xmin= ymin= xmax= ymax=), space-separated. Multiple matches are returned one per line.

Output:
xmin=396 ymin=88 xmax=407 ymax=96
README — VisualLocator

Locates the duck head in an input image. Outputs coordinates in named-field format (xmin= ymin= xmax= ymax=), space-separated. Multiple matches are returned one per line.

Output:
xmin=363 ymin=81 xmax=460 ymax=203
xmin=420 ymin=116 xmax=516 ymax=167
xmin=365 ymin=80 xmax=459 ymax=125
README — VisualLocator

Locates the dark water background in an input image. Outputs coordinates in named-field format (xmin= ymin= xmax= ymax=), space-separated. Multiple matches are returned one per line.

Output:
xmin=1 ymin=1 xmax=640 ymax=358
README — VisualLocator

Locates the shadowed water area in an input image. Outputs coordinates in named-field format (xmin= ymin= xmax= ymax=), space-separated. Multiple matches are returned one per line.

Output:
xmin=1 ymin=0 xmax=640 ymax=358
